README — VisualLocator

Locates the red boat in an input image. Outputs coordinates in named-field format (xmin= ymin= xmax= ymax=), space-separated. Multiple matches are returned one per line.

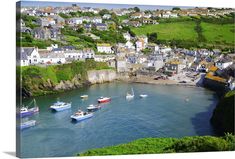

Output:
xmin=97 ymin=97 xmax=111 ymax=103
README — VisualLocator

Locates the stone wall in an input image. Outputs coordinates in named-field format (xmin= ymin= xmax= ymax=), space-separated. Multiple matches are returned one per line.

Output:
xmin=87 ymin=69 xmax=117 ymax=84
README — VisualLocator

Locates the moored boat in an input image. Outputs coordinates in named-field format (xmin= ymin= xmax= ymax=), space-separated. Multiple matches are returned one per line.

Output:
xmin=50 ymin=100 xmax=71 ymax=111
xmin=71 ymin=110 xmax=93 ymax=121
xmin=87 ymin=104 xmax=101 ymax=111
xmin=97 ymin=97 xmax=111 ymax=103
xmin=126 ymin=88 xmax=134 ymax=99
xmin=80 ymin=95 xmax=88 ymax=99
xmin=20 ymin=99 xmax=39 ymax=118
xmin=139 ymin=94 xmax=148 ymax=98
xmin=20 ymin=120 xmax=36 ymax=130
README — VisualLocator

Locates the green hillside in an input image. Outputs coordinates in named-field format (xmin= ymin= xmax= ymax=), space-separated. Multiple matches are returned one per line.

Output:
xmin=79 ymin=134 xmax=235 ymax=156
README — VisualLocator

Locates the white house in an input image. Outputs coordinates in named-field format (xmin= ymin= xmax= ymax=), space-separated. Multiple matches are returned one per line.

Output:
xmin=94 ymin=55 xmax=115 ymax=62
xmin=136 ymin=40 xmax=145 ymax=52
xmin=103 ymin=14 xmax=111 ymax=19
xmin=64 ymin=50 xmax=83 ymax=60
xmin=91 ymin=17 xmax=102 ymax=24
xmin=39 ymin=52 xmax=66 ymax=64
xmin=20 ymin=47 xmax=40 ymax=65
xmin=82 ymin=48 xmax=95 ymax=59
xmin=125 ymin=41 xmax=134 ymax=49
xmin=67 ymin=17 xmax=83 ymax=25
xmin=123 ymin=32 xmax=131 ymax=41
xmin=97 ymin=43 xmax=113 ymax=53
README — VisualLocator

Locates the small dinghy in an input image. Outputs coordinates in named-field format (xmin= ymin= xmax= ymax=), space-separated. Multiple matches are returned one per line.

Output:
xmin=140 ymin=94 xmax=148 ymax=98
xmin=50 ymin=100 xmax=71 ymax=112
xmin=71 ymin=110 xmax=93 ymax=121
xmin=80 ymin=95 xmax=88 ymax=99
xmin=20 ymin=120 xmax=36 ymax=130
xmin=97 ymin=97 xmax=111 ymax=103
xmin=87 ymin=104 xmax=101 ymax=112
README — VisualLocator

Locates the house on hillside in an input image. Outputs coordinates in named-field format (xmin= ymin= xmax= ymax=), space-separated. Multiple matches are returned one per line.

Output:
xmin=66 ymin=17 xmax=83 ymax=25
xmin=32 ymin=26 xmax=61 ymax=40
xmin=130 ymin=12 xmax=143 ymax=19
xmin=39 ymin=50 xmax=66 ymax=64
xmin=95 ymin=23 xmax=108 ymax=31
xmin=97 ymin=43 xmax=112 ymax=53
xmin=17 ymin=47 xmax=40 ymax=66
xmin=103 ymin=14 xmax=111 ymax=19
xmin=37 ymin=17 xmax=56 ymax=27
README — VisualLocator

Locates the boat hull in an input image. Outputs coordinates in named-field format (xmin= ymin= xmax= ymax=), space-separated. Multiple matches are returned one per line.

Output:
xmin=97 ymin=98 xmax=111 ymax=103
xmin=20 ymin=107 xmax=39 ymax=118
xmin=50 ymin=104 xmax=71 ymax=112
xmin=87 ymin=106 xmax=101 ymax=112
xmin=71 ymin=113 xmax=93 ymax=121
xmin=20 ymin=120 xmax=36 ymax=130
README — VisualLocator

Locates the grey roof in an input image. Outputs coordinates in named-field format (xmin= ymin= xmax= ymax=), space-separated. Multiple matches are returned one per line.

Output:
xmin=17 ymin=47 xmax=35 ymax=60
xmin=95 ymin=23 xmax=107 ymax=27
xmin=39 ymin=52 xmax=65 ymax=59
xmin=62 ymin=46 xmax=76 ymax=50
xmin=21 ymin=27 xmax=32 ymax=33
xmin=21 ymin=47 xmax=35 ymax=56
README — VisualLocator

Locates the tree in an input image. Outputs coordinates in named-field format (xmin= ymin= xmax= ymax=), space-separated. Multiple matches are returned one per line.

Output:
xmin=99 ymin=9 xmax=110 ymax=16
xmin=172 ymin=7 xmax=181 ymax=11
xmin=134 ymin=7 xmax=140 ymax=12
xmin=147 ymin=32 xmax=158 ymax=44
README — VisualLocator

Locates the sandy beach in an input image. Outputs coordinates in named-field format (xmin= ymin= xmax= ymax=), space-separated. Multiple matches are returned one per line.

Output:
xmin=118 ymin=74 xmax=199 ymax=87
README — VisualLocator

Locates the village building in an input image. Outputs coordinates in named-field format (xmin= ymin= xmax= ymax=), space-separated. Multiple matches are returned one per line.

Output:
xmin=95 ymin=23 xmax=108 ymax=31
xmin=18 ymin=47 xmax=40 ymax=66
xmin=39 ymin=50 xmax=66 ymax=64
xmin=102 ymin=14 xmax=111 ymax=19
xmin=97 ymin=43 xmax=113 ymax=53
xmin=37 ymin=17 xmax=56 ymax=27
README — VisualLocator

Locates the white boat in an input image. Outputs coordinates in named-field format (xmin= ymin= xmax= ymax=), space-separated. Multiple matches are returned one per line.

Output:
xmin=80 ymin=95 xmax=88 ymax=99
xmin=20 ymin=99 xmax=39 ymax=118
xmin=50 ymin=101 xmax=71 ymax=111
xmin=71 ymin=110 xmax=93 ymax=121
xmin=20 ymin=120 xmax=36 ymax=130
xmin=140 ymin=94 xmax=148 ymax=98
xmin=126 ymin=88 xmax=134 ymax=99
xmin=87 ymin=104 xmax=101 ymax=111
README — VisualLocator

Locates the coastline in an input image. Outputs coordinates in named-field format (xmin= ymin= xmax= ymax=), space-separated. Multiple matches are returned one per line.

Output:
xmin=118 ymin=75 xmax=198 ymax=87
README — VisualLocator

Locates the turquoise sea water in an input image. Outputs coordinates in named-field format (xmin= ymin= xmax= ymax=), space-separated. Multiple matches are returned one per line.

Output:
xmin=20 ymin=82 xmax=218 ymax=158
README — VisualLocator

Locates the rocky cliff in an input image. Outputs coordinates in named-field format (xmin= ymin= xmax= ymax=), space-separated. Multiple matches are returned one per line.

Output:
xmin=87 ymin=69 xmax=117 ymax=84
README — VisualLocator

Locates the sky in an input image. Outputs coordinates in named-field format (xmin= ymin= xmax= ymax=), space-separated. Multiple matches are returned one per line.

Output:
xmin=20 ymin=1 xmax=195 ymax=10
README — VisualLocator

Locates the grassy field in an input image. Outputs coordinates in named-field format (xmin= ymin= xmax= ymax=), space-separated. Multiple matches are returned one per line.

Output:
xmin=131 ymin=21 xmax=235 ymax=47
xmin=131 ymin=21 xmax=198 ymax=41
xmin=201 ymin=22 xmax=234 ymax=45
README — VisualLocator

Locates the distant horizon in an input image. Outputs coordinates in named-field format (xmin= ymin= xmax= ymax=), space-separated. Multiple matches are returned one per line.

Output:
xmin=20 ymin=1 xmax=197 ymax=10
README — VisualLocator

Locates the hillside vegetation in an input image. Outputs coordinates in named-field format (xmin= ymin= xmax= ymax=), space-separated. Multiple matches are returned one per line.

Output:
xmin=211 ymin=90 xmax=235 ymax=135
xmin=17 ymin=60 xmax=111 ymax=96
xmin=79 ymin=134 xmax=235 ymax=156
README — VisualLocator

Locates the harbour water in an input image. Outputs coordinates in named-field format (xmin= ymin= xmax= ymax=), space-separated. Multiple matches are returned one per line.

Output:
xmin=20 ymin=82 xmax=218 ymax=158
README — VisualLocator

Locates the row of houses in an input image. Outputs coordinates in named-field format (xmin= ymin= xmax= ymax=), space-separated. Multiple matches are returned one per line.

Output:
xmin=17 ymin=46 xmax=95 ymax=66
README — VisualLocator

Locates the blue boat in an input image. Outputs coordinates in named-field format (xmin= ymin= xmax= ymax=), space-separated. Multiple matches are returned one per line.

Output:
xmin=20 ymin=99 xmax=39 ymax=118
xmin=71 ymin=110 xmax=93 ymax=121
xmin=50 ymin=101 xmax=71 ymax=112
xmin=20 ymin=120 xmax=36 ymax=130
